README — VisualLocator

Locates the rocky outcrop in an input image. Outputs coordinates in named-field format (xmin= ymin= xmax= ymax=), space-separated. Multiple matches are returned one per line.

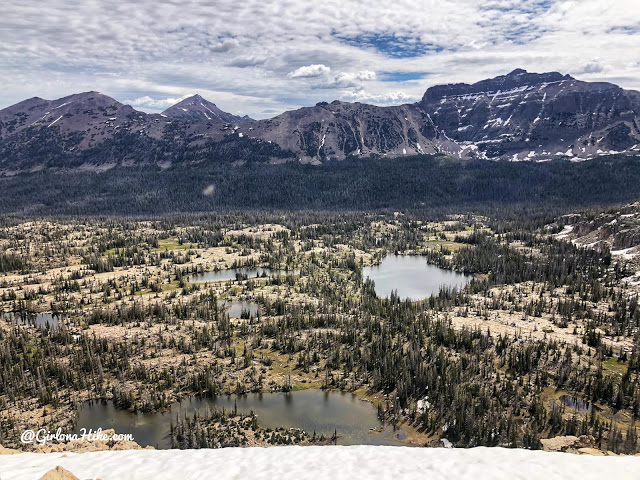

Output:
xmin=38 ymin=466 xmax=80 ymax=480
xmin=0 ymin=444 xmax=21 ymax=454
xmin=540 ymin=435 xmax=607 ymax=455
xmin=555 ymin=201 xmax=640 ymax=253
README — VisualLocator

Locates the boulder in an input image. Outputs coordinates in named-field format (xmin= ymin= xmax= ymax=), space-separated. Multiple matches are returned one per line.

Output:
xmin=38 ymin=466 xmax=80 ymax=480
xmin=0 ymin=444 xmax=21 ymax=455
xmin=578 ymin=448 xmax=605 ymax=456
xmin=541 ymin=435 xmax=604 ymax=455
xmin=540 ymin=435 xmax=579 ymax=452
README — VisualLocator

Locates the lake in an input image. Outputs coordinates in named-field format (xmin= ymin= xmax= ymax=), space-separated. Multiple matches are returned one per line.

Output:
xmin=188 ymin=267 xmax=295 ymax=283
xmin=3 ymin=312 xmax=60 ymax=328
xmin=76 ymin=390 xmax=405 ymax=448
xmin=362 ymin=255 xmax=471 ymax=300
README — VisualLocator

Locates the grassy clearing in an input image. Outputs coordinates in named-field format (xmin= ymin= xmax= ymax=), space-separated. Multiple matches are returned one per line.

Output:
xmin=153 ymin=238 xmax=195 ymax=252
xmin=426 ymin=240 xmax=468 ymax=252
xmin=603 ymin=357 xmax=629 ymax=375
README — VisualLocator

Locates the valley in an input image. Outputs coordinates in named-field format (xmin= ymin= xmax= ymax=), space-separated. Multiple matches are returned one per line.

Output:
xmin=1 ymin=209 xmax=639 ymax=454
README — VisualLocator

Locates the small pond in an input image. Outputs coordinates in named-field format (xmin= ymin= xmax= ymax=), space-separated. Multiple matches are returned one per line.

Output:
xmin=217 ymin=300 xmax=259 ymax=318
xmin=362 ymin=255 xmax=471 ymax=300
xmin=558 ymin=395 xmax=593 ymax=413
xmin=188 ymin=267 xmax=296 ymax=283
xmin=3 ymin=312 xmax=60 ymax=328
xmin=76 ymin=389 xmax=405 ymax=449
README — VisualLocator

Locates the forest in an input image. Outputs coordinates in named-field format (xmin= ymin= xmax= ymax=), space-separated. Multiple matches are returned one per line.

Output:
xmin=1 ymin=154 xmax=640 ymax=214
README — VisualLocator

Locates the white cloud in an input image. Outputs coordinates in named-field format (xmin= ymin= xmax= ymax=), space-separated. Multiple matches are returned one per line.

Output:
xmin=333 ymin=70 xmax=376 ymax=86
xmin=576 ymin=59 xmax=605 ymax=74
xmin=358 ymin=71 xmax=376 ymax=81
xmin=287 ymin=64 xmax=331 ymax=78
xmin=124 ymin=95 xmax=192 ymax=109
xmin=210 ymin=38 xmax=239 ymax=52
xmin=341 ymin=89 xmax=412 ymax=104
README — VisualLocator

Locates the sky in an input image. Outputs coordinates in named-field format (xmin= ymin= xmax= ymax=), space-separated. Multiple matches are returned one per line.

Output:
xmin=1 ymin=0 xmax=639 ymax=119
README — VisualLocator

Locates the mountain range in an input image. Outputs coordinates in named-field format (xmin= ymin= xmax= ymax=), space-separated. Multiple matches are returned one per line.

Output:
xmin=0 ymin=69 xmax=639 ymax=173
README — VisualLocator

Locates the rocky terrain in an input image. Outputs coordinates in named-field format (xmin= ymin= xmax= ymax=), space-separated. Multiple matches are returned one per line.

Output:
xmin=557 ymin=202 xmax=640 ymax=250
xmin=1 ymin=69 xmax=638 ymax=171
xmin=555 ymin=201 xmax=640 ymax=285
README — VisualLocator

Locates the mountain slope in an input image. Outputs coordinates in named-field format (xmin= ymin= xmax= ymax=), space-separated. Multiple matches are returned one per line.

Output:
xmin=0 ymin=92 xmax=148 ymax=145
xmin=242 ymin=101 xmax=459 ymax=163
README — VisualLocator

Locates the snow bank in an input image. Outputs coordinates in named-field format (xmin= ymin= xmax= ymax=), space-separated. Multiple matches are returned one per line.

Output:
xmin=611 ymin=246 xmax=639 ymax=260
xmin=1 ymin=446 xmax=638 ymax=480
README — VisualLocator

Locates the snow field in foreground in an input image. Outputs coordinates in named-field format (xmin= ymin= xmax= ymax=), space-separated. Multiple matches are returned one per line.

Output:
xmin=1 ymin=445 xmax=639 ymax=480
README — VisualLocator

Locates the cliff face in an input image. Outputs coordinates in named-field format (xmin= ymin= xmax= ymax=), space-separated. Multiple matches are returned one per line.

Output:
xmin=420 ymin=69 xmax=640 ymax=160
xmin=557 ymin=201 xmax=640 ymax=252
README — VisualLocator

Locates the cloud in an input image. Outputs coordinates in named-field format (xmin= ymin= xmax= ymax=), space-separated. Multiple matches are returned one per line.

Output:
xmin=227 ymin=56 xmax=267 ymax=68
xmin=210 ymin=38 xmax=239 ymax=52
xmin=577 ymin=59 xmax=605 ymax=74
xmin=124 ymin=95 xmax=192 ymax=109
xmin=333 ymin=70 xmax=376 ymax=86
xmin=287 ymin=64 xmax=331 ymax=78
xmin=340 ymin=89 xmax=412 ymax=104
xmin=1 ymin=0 xmax=640 ymax=119
xmin=357 ymin=71 xmax=376 ymax=81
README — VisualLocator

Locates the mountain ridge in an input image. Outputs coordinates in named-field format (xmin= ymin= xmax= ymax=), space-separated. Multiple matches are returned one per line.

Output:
xmin=1 ymin=69 xmax=639 ymax=171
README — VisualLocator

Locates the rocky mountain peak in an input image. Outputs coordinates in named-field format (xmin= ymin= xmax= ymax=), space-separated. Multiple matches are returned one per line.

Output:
xmin=0 ymin=91 xmax=135 ymax=141
xmin=162 ymin=95 xmax=251 ymax=122
xmin=421 ymin=69 xmax=573 ymax=103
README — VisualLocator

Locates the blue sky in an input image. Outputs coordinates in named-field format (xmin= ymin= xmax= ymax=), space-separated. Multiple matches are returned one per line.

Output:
xmin=1 ymin=1 xmax=639 ymax=119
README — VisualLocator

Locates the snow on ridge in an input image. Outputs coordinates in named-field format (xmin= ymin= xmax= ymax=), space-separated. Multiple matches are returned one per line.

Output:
xmin=1 ymin=446 xmax=638 ymax=480
xmin=200 ymin=102 xmax=219 ymax=118
xmin=440 ymin=84 xmax=533 ymax=102
xmin=47 ymin=115 xmax=63 ymax=128
xmin=53 ymin=101 xmax=72 ymax=110
xmin=611 ymin=246 xmax=639 ymax=260
xmin=555 ymin=224 xmax=575 ymax=239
